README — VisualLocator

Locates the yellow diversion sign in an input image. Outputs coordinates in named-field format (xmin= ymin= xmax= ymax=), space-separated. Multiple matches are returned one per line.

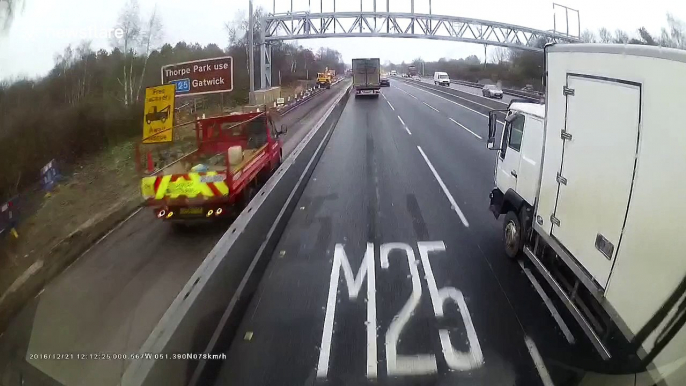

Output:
xmin=143 ymin=84 xmax=175 ymax=144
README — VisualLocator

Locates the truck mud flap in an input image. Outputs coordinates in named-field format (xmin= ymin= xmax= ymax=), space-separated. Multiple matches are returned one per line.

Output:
xmin=121 ymin=86 xmax=352 ymax=386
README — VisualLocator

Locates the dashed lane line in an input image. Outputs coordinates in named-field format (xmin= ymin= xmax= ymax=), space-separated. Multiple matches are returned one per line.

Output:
xmin=416 ymin=146 xmax=469 ymax=227
xmin=396 ymin=83 xmax=505 ymax=125
xmin=387 ymin=100 xmax=395 ymax=111
xmin=423 ymin=102 xmax=439 ymax=112
xmin=449 ymin=118 xmax=483 ymax=140
xmin=397 ymin=115 xmax=412 ymax=135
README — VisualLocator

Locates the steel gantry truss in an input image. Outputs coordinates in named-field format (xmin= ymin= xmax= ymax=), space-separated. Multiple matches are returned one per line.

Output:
xmin=257 ymin=5 xmax=580 ymax=88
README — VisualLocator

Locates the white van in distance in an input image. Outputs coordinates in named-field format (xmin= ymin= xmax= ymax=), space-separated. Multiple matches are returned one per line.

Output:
xmin=433 ymin=72 xmax=450 ymax=86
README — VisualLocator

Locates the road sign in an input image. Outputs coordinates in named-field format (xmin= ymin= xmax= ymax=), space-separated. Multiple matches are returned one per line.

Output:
xmin=143 ymin=84 xmax=175 ymax=144
xmin=170 ymin=78 xmax=191 ymax=94
xmin=40 ymin=159 xmax=61 ymax=191
xmin=161 ymin=56 xmax=233 ymax=97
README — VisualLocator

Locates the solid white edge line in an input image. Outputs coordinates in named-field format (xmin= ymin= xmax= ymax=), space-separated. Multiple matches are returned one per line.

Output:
xmin=519 ymin=261 xmax=575 ymax=344
xmin=524 ymin=336 xmax=555 ymax=386
xmin=423 ymin=101 xmax=439 ymax=112
xmin=416 ymin=146 xmax=469 ymax=227
xmin=449 ymin=118 xmax=483 ymax=140
xmin=401 ymin=81 xmax=505 ymax=125
xmin=397 ymin=115 xmax=406 ymax=127
xmin=122 ymin=85 xmax=350 ymax=386
xmin=387 ymin=100 xmax=395 ymax=111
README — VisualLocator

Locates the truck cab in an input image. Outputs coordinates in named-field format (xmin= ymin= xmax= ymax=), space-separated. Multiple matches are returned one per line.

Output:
xmin=487 ymin=101 xmax=545 ymax=236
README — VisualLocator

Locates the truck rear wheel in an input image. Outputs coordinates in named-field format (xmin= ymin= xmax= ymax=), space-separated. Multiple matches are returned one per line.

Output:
xmin=503 ymin=211 xmax=523 ymax=259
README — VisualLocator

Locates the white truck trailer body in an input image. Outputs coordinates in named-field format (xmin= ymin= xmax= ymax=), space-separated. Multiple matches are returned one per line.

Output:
xmin=487 ymin=44 xmax=686 ymax=385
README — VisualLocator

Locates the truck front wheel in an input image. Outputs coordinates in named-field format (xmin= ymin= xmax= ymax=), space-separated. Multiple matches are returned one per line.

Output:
xmin=503 ymin=211 xmax=523 ymax=259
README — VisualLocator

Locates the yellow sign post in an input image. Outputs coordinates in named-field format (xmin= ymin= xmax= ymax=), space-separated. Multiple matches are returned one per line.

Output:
xmin=143 ymin=84 xmax=175 ymax=143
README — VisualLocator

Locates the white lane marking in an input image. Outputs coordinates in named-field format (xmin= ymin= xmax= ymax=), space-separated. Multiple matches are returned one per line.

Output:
xmin=519 ymin=261 xmax=575 ymax=344
xmin=400 ymin=82 xmax=505 ymax=125
xmin=418 ymin=241 xmax=484 ymax=371
xmin=387 ymin=100 xmax=395 ymax=111
xmin=525 ymin=336 xmax=555 ymax=386
xmin=381 ymin=243 xmax=437 ymax=376
xmin=449 ymin=118 xmax=483 ymax=140
xmin=317 ymin=243 xmax=377 ymax=378
xmin=382 ymin=93 xmax=387 ymax=100
xmin=423 ymin=101 xmax=439 ymax=112
xmin=416 ymin=146 xmax=469 ymax=227
xmin=397 ymin=115 xmax=411 ymax=134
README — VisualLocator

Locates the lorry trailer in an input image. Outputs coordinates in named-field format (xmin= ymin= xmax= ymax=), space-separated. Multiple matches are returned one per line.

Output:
xmin=352 ymin=58 xmax=381 ymax=98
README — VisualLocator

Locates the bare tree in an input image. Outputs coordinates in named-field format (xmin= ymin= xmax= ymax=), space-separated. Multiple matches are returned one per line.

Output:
xmin=613 ymin=29 xmax=630 ymax=44
xmin=580 ymin=29 xmax=597 ymax=43
xmin=661 ymin=13 xmax=686 ymax=49
xmin=489 ymin=47 xmax=510 ymax=64
xmin=598 ymin=28 xmax=613 ymax=43
xmin=0 ymin=0 xmax=21 ymax=31
xmin=111 ymin=0 xmax=142 ymax=105
xmin=135 ymin=6 xmax=163 ymax=102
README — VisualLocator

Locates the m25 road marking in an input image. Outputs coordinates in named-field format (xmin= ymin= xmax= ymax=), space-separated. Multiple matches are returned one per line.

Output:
xmin=316 ymin=241 xmax=484 ymax=379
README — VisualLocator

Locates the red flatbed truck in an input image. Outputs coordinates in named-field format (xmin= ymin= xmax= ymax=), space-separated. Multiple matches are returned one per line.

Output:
xmin=140 ymin=108 xmax=287 ymax=222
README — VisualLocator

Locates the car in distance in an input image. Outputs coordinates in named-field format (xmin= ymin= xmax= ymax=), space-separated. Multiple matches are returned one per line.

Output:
xmin=390 ymin=70 xmax=397 ymax=76
xmin=433 ymin=71 xmax=450 ymax=86
xmin=380 ymin=73 xmax=390 ymax=87
xmin=482 ymin=84 xmax=504 ymax=99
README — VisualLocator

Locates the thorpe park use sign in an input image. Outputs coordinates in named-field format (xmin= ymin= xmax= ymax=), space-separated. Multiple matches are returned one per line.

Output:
xmin=161 ymin=56 xmax=233 ymax=97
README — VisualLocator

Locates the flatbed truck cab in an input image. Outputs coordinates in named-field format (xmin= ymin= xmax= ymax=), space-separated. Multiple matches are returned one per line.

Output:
xmin=486 ymin=43 xmax=686 ymax=385
xmin=140 ymin=109 xmax=287 ymax=223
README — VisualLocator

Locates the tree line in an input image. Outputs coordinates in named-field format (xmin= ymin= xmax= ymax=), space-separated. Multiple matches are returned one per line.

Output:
xmin=0 ymin=1 xmax=344 ymax=201
xmin=386 ymin=13 xmax=686 ymax=91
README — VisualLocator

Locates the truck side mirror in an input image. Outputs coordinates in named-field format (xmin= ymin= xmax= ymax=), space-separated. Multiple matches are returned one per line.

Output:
xmin=487 ymin=137 xmax=497 ymax=150
xmin=488 ymin=111 xmax=498 ymax=142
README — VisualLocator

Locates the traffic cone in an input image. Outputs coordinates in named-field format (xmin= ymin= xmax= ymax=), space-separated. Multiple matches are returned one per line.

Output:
xmin=147 ymin=151 xmax=154 ymax=173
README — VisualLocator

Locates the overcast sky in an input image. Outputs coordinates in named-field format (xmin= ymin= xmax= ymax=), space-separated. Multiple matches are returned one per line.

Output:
xmin=1 ymin=0 xmax=685 ymax=81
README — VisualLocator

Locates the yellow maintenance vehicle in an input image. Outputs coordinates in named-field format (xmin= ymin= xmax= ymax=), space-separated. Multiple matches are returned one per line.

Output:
xmin=316 ymin=68 xmax=336 ymax=89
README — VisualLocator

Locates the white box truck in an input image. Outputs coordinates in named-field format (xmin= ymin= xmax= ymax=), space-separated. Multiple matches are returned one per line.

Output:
xmin=486 ymin=43 xmax=686 ymax=385
xmin=352 ymin=58 xmax=381 ymax=98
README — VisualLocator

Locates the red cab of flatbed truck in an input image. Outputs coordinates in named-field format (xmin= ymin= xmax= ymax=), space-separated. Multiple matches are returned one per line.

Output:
xmin=140 ymin=109 xmax=287 ymax=221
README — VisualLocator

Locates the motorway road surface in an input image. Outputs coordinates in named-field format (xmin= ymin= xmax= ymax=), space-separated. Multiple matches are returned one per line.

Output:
xmin=0 ymin=81 xmax=350 ymax=386
xmin=214 ymin=81 xmax=602 ymax=385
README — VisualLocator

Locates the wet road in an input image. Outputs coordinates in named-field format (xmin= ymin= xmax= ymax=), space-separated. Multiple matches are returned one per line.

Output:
xmin=0 ymin=81 xmax=351 ymax=386
xmin=214 ymin=82 xmax=600 ymax=385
